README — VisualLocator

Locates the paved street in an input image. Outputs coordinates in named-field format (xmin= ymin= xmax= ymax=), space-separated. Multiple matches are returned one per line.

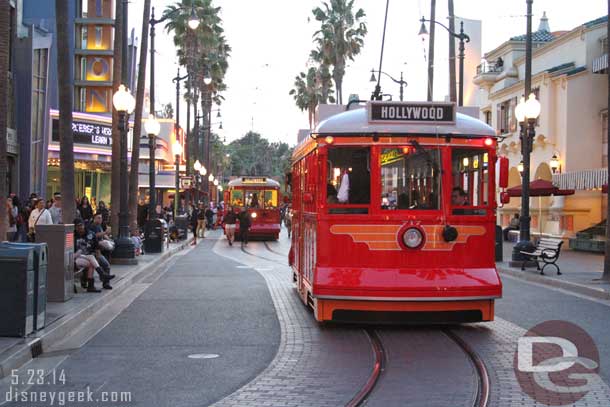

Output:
xmin=2 ymin=227 xmax=610 ymax=407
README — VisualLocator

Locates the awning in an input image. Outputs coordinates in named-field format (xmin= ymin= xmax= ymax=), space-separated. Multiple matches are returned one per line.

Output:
xmin=552 ymin=168 xmax=607 ymax=190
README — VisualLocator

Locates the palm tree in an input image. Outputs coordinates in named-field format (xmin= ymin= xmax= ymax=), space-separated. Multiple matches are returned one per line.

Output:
xmin=128 ymin=0 xmax=151 ymax=234
xmin=312 ymin=0 xmax=367 ymax=104
xmin=110 ymin=0 xmax=123 ymax=234
xmin=0 ymin=0 xmax=9 ymax=240
xmin=55 ymin=0 xmax=76 ymax=225
xmin=309 ymin=47 xmax=336 ymax=104
xmin=289 ymin=67 xmax=324 ymax=129
xmin=164 ymin=0 xmax=230 ymax=181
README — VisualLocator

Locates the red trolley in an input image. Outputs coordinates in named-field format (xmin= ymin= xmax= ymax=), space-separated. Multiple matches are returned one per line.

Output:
xmin=225 ymin=177 xmax=282 ymax=240
xmin=288 ymin=101 xmax=503 ymax=323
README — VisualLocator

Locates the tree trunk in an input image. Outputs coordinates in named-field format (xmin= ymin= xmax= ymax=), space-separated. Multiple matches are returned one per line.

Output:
xmin=603 ymin=0 xmax=610 ymax=280
xmin=448 ymin=0 xmax=457 ymax=103
xmin=111 ymin=0 xmax=123 ymax=235
xmin=0 ymin=0 xmax=9 ymax=240
xmin=55 ymin=0 xmax=75 ymax=224
xmin=128 ymin=0 xmax=151 ymax=235
xmin=427 ymin=0 xmax=436 ymax=101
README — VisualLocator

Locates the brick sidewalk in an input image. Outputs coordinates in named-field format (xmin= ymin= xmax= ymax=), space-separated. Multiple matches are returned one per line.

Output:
xmin=498 ymin=241 xmax=610 ymax=299
xmin=0 ymin=237 xmax=193 ymax=379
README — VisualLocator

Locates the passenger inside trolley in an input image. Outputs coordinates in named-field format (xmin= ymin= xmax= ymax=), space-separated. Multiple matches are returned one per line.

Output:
xmin=327 ymin=147 xmax=370 ymax=211
xmin=451 ymin=187 xmax=469 ymax=206
xmin=250 ymin=193 xmax=260 ymax=208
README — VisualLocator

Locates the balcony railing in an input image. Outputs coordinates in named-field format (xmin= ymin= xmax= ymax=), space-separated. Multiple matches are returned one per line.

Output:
xmin=476 ymin=62 xmax=504 ymax=75
xmin=593 ymin=54 xmax=608 ymax=73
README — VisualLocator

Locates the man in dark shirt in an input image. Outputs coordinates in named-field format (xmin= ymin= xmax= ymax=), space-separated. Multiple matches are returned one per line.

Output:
xmin=223 ymin=206 xmax=237 ymax=246
xmin=238 ymin=207 xmax=252 ymax=247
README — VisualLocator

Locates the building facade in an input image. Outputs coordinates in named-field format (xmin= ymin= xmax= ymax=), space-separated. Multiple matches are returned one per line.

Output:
xmin=475 ymin=14 xmax=608 ymax=237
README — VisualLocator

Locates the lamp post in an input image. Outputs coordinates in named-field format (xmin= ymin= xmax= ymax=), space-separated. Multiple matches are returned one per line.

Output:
xmin=512 ymin=93 xmax=541 ymax=262
xmin=149 ymin=5 xmax=199 ymax=119
xmin=112 ymin=84 xmax=137 ymax=263
xmin=172 ymin=141 xmax=183 ymax=220
xmin=144 ymin=115 xmax=160 ymax=221
xmin=550 ymin=154 xmax=560 ymax=174
xmin=419 ymin=17 xmax=470 ymax=106
xmin=369 ymin=69 xmax=408 ymax=101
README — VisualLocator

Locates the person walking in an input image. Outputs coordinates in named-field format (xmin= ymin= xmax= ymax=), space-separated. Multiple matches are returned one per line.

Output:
xmin=49 ymin=192 xmax=62 ymax=224
xmin=196 ymin=203 xmax=206 ymax=239
xmin=78 ymin=196 xmax=94 ymax=223
xmin=190 ymin=203 xmax=200 ymax=245
xmin=205 ymin=204 xmax=214 ymax=230
xmin=223 ymin=206 xmax=237 ymax=246
xmin=28 ymin=199 xmax=52 ymax=241
xmin=238 ymin=207 xmax=251 ymax=247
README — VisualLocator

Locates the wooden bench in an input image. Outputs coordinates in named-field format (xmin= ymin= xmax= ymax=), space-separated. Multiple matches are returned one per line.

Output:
xmin=520 ymin=237 xmax=563 ymax=275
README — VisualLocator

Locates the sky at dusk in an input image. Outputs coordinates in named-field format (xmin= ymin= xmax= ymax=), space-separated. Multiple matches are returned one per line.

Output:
xmin=129 ymin=0 xmax=607 ymax=145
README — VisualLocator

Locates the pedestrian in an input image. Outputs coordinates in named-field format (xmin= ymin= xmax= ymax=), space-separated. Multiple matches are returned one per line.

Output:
xmin=6 ymin=198 xmax=17 ymax=241
xmin=95 ymin=201 xmax=110 ymax=231
xmin=48 ymin=192 xmax=62 ymax=224
xmin=197 ymin=202 xmax=206 ymax=239
xmin=190 ymin=203 xmax=200 ymax=245
xmin=78 ymin=196 xmax=94 ymax=223
xmin=205 ymin=204 xmax=214 ymax=230
xmin=284 ymin=204 xmax=292 ymax=238
xmin=223 ymin=206 xmax=237 ymax=246
xmin=238 ymin=207 xmax=251 ymax=247
xmin=11 ymin=196 xmax=27 ymax=242
xmin=28 ymin=198 xmax=52 ymax=241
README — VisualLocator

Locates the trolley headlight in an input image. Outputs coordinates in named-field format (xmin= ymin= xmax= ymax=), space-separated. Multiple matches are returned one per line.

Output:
xmin=251 ymin=212 xmax=257 ymax=219
xmin=402 ymin=228 xmax=423 ymax=249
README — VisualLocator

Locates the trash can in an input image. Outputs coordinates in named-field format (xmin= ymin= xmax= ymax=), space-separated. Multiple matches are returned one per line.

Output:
xmin=144 ymin=219 xmax=166 ymax=253
xmin=175 ymin=215 xmax=189 ymax=240
xmin=36 ymin=224 xmax=74 ymax=302
xmin=0 ymin=247 xmax=35 ymax=336
xmin=0 ymin=242 xmax=47 ymax=330
xmin=495 ymin=225 xmax=503 ymax=262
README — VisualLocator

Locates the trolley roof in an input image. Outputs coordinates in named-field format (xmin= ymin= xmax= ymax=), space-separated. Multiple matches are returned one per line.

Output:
xmin=227 ymin=177 xmax=281 ymax=188
xmin=313 ymin=103 xmax=496 ymax=138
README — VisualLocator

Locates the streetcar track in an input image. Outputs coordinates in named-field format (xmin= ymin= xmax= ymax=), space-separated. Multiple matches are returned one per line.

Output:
xmin=443 ymin=329 xmax=490 ymax=407
xmin=263 ymin=241 xmax=288 ymax=257
xmin=346 ymin=329 xmax=385 ymax=407
xmin=240 ymin=244 xmax=283 ymax=263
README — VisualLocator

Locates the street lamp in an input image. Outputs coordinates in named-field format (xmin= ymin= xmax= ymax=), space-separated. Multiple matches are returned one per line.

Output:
xmin=209 ymin=174 xmax=214 ymax=182
xmin=517 ymin=160 xmax=524 ymax=175
xmin=550 ymin=154 xmax=561 ymax=174
xmin=112 ymin=84 xmax=136 ymax=263
xmin=144 ymin=115 xmax=160 ymax=221
xmin=172 ymin=140 xmax=183 ymax=220
xmin=369 ymin=69 xmax=408 ymax=101
xmin=419 ymin=16 xmax=470 ymax=106
xmin=149 ymin=5 xmax=200 ymax=122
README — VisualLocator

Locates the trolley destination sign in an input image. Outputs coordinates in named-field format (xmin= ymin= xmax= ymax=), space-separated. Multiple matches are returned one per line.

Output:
xmin=368 ymin=101 xmax=455 ymax=125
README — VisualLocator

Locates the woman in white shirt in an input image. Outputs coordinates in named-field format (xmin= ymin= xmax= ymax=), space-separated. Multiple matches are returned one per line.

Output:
xmin=28 ymin=199 xmax=53 ymax=231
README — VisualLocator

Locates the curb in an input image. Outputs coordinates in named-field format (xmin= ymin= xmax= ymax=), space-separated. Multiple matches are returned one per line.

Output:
xmin=0 ymin=238 xmax=193 ymax=379
xmin=497 ymin=265 xmax=610 ymax=301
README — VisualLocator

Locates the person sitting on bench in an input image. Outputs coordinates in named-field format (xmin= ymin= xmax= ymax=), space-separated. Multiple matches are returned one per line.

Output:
xmin=503 ymin=213 xmax=520 ymax=241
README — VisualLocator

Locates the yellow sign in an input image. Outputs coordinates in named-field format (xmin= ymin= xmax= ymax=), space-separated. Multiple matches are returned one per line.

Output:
xmin=242 ymin=177 xmax=267 ymax=184
xmin=85 ymin=56 xmax=112 ymax=81
xmin=85 ymin=87 xmax=112 ymax=112
xmin=380 ymin=149 xmax=404 ymax=166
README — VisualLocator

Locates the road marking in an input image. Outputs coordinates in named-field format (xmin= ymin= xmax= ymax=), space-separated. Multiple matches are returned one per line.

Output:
xmin=188 ymin=354 xmax=220 ymax=359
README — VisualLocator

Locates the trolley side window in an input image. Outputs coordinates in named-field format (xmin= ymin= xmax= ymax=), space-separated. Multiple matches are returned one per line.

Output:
xmin=380 ymin=146 xmax=441 ymax=210
xmin=230 ymin=190 xmax=244 ymax=207
xmin=451 ymin=148 xmax=489 ymax=215
xmin=327 ymin=147 xmax=370 ymax=214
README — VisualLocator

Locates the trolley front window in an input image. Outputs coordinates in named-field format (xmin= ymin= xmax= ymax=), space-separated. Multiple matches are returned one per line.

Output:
xmin=230 ymin=190 xmax=244 ymax=207
xmin=380 ymin=146 xmax=441 ymax=210
xmin=326 ymin=147 xmax=370 ymax=214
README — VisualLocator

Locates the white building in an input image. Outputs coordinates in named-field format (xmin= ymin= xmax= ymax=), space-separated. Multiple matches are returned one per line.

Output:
xmin=474 ymin=13 xmax=608 ymax=238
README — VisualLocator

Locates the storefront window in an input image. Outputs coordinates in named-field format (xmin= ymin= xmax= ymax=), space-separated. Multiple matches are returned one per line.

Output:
xmin=326 ymin=147 xmax=370 ymax=205
xmin=452 ymin=149 xmax=489 ymax=215
xmin=380 ymin=146 xmax=440 ymax=210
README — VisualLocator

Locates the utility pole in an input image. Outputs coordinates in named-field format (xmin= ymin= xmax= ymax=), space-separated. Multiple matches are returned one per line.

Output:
xmin=427 ymin=0 xmax=436 ymax=101
xmin=448 ymin=0 xmax=457 ymax=103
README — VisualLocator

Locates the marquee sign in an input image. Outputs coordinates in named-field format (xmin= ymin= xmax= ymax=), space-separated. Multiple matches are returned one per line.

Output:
xmin=51 ymin=118 xmax=112 ymax=147
xmin=242 ymin=177 xmax=267 ymax=184
xmin=368 ymin=101 xmax=455 ymax=125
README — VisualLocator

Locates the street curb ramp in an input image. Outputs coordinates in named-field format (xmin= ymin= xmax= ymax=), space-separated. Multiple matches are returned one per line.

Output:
xmin=0 ymin=238 xmax=193 ymax=379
